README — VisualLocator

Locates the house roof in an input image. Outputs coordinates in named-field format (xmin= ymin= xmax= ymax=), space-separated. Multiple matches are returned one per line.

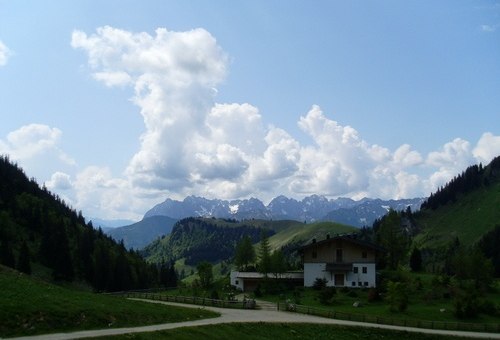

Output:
xmin=299 ymin=234 xmax=385 ymax=253
xmin=233 ymin=271 xmax=304 ymax=279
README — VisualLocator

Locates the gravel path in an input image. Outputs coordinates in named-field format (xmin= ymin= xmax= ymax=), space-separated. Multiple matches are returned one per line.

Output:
xmin=8 ymin=299 xmax=500 ymax=340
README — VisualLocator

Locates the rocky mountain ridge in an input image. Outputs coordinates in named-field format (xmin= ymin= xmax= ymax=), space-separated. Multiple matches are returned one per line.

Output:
xmin=144 ymin=194 xmax=424 ymax=227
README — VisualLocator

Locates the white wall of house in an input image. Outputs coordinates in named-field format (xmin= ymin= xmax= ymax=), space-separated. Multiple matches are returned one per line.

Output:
xmin=346 ymin=263 xmax=376 ymax=288
xmin=230 ymin=271 xmax=244 ymax=291
xmin=304 ymin=263 xmax=327 ymax=286
xmin=304 ymin=263 xmax=376 ymax=288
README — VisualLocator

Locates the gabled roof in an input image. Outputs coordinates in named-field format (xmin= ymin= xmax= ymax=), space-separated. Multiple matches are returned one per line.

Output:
xmin=299 ymin=234 xmax=385 ymax=253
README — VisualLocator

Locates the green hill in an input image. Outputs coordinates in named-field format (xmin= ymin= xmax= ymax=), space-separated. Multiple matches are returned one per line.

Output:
xmin=142 ymin=217 xmax=357 ymax=279
xmin=414 ymin=156 xmax=500 ymax=248
xmin=0 ymin=265 xmax=217 ymax=337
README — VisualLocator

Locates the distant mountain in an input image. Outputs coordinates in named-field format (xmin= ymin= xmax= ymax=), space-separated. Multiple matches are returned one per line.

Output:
xmin=107 ymin=216 xmax=178 ymax=250
xmin=143 ymin=194 xmax=424 ymax=226
xmin=90 ymin=218 xmax=136 ymax=229
xmin=323 ymin=198 xmax=424 ymax=227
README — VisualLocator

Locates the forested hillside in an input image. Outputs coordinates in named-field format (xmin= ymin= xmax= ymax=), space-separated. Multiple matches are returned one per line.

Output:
xmin=0 ymin=156 xmax=160 ymax=291
xmin=415 ymin=155 xmax=500 ymax=248
xmin=142 ymin=217 xmax=277 ymax=265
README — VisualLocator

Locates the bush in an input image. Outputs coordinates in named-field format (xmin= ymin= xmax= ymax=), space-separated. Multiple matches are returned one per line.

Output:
xmin=210 ymin=290 xmax=219 ymax=300
xmin=312 ymin=277 xmax=327 ymax=290
xmin=367 ymin=288 xmax=381 ymax=302
xmin=318 ymin=287 xmax=336 ymax=305
xmin=346 ymin=289 xmax=358 ymax=298
xmin=386 ymin=281 xmax=409 ymax=312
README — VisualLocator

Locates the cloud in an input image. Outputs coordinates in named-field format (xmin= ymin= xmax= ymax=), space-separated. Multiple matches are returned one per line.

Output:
xmin=46 ymin=171 xmax=73 ymax=191
xmin=0 ymin=124 xmax=74 ymax=165
xmin=0 ymin=40 xmax=12 ymax=66
xmin=473 ymin=132 xmax=500 ymax=163
xmin=481 ymin=24 xmax=498 ymax=32
xmin=64 ymin=26 xmax=500 ymax=219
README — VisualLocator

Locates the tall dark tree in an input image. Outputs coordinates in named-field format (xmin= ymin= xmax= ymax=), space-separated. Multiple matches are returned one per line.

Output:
xmin=375 ymin=209 xmax=407 ymax=269
xmin=234 ymin=235 xmax=256 ymax=271
xmin=0 ymin=239 xmax=15 ymax=268
xmin=17 ymin=240 xmax=31 ymax=274
xmin=197 ymin=261 xmax=213 ymax=288
xmin=258 ymin=231 xmax=271 ymax=277
xmin=51 ymin=223 xmax=74 ymax=281
xmin=409 ymin=247 xmax=422 ymax=272
xmin=270 ymin=249 xmax=287 ymax=280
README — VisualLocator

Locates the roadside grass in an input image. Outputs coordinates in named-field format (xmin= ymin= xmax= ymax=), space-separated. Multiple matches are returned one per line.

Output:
xmin=255 ymin=274 xmax=500 ymax=325
xmin=0 ymin=266 xmax=219 ymax=337
xmin=94 ymin=322 xmax=470 ymax=339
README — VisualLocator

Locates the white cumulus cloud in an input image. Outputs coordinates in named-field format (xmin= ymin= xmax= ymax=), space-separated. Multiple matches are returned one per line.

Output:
xmin=0 ymin=40 xmax=12 ymax=66
xmin=60 ymin=25 xmax=500 ymax=219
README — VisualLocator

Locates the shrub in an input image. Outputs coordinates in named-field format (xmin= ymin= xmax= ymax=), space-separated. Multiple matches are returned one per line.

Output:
xmin=386 ymin=281 xmax=409 ymax=312
xmin=312 ymin=277 xmax=327 ymax=290
xmin=318 ymin=287 xmax=336 ymax=305
xmin=367 ymin=288 xmax=381 ymax=302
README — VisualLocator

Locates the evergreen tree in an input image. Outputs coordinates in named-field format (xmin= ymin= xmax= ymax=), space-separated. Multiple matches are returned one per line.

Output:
xmin=0 ymin=239 xmax=15 ymax=268
xmin=270 ymin=249 xmax=287 ymax=280
xmin=234 ymin=235 xmax=256 ymax=271
xmin=51 ymin=223 xmax=74 ymax=281
xmin=409 ymin=247 xmax=422 ymax=272
xmin=17 ymin=240 xmax=31 ymax=274
xmin=197 ymin=261 xmax=213 ymax=288
xmin=258 ymin=231 xmax=271 ymax=276
xmin=375 ymin=209 xmax=407 ymax=269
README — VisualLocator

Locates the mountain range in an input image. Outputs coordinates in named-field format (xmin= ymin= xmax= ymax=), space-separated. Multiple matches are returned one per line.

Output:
xmin=143 ymin=194 xmax=424 ymax=227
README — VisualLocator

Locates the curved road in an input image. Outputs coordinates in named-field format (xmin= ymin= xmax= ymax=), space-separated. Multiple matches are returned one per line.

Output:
xmin=9 ymin=299 xmax=500 ymax=340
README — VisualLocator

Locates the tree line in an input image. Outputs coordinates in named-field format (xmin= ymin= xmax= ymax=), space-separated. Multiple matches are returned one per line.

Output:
xmin=0 ymin=156 xmax=176 ymax=291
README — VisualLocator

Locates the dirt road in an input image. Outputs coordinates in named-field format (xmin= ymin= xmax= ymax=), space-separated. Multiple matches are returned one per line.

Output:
xmin=9 ymin=299 xmax=500 ymax=339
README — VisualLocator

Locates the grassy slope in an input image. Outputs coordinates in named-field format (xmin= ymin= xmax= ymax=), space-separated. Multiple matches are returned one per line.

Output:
xmin=414 ymin=180 xmax=500 ymax=249
xmin=95 ymin=323 xmax=467 ymax=340
xmin=268 ymin=221 xmax=357 ymax=250
xmin=0 ymin=266 xmax=218 ymax=337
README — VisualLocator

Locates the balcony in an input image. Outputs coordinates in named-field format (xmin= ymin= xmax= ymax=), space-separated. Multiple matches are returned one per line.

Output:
xmin=324 ymin=262 xmax=352 ymax=272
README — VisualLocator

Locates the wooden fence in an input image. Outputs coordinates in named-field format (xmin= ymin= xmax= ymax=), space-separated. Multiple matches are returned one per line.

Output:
xmin=279 ymin=302 xmax=500 ymax=333
xmin=120 ymin=291 xmax=256 ymax=309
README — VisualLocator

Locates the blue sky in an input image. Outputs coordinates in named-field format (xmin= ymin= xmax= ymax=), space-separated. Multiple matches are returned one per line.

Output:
xmin=0 ymin=1 xmax=499 ymax=220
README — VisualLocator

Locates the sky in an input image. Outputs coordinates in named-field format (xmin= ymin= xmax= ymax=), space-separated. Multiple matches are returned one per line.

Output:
xmin=0 ymin=1 xmax=499 ymax=221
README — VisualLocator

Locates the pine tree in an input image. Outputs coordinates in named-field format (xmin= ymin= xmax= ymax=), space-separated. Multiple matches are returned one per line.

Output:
xmin=376 ymin=209 xmax=407 ymax=269
xmin=234 ymin=235 xmax=256 ymax=271
xmin=409 ymin=247 xmax=422 ymax=272
xmin=258 ymin=231 xmax=271 ymax=277
xmin=17 ymin=240 xmax=31 ymax=274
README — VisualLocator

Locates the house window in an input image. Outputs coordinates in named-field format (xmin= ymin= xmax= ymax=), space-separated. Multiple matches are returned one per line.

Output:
xmin=358 ymin=281 xmax=362 ymax=287
xmin=353 ymin=266 xmax=358 ymax=273
xmin=364 ymin=282 xmax=369 ymax=287
xmin=235 ymin=280 xmax=239 ymax=285
xmin=352 ymin=281 xmax=356 ymax=287
xmin=362 ymin=251 xmax=367 ymax=259
xmin=312 ymin=251 xmax=317 ymax=259
xmin=362 ymin=267 xmax=367 ymax=274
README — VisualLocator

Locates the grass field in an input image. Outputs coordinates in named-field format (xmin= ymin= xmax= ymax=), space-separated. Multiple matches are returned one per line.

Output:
xmin=256 ymin=273 xmax=500 ymax=325
xmin=0 ymin=266 xmax=219 ymax=337
xmin=94 ymin=322 xmax=470 ymax=339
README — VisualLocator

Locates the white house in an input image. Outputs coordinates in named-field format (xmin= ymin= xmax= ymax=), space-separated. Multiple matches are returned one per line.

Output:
xmin=300 ymin=234 xmax=383 ymax=288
